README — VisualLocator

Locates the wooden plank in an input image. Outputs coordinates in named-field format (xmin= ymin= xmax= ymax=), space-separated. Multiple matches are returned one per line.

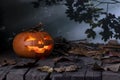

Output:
xmin=102 ymin=71 xmax=120 ymax=80
xmin=63 ymin=56 xmax=87 ymax=80
xmin=0 ymin=66 xmax=13 ymax=80
xmin=0 ymin=52 xmax=16 ymax=80
xmin=0 ymin=66 xmax=8 ymax=80
xmin=102 ymin=57 xmax=120 ymax=80
xmin=85 ymin=70 xmax=101 ymax=80
xmin=85 ymin=64 xmax=102 ymax=80
xmin=70 ymin=69 xmax=86 ymax=80
xmin=82 ymin=57 xmax=102 ymax=80
xmin=51 ymin=66 xmax=86 ymax=80
xmin=25 ymin=59 xmax=55 ymax=80
xmin=7 ymin=69 xmax=28 ymax=80
xmin=80 ymin=57 xmax=101 ymax=65
xmin=6 ymin=58 xmax=36 ymax=80
xmin=51 ymin=72 xmax=72 ymax=80
xmin=0 ymin=58 xmax=16 ymax=80
xmin=51 ymin=56 xmax=86 ymax=80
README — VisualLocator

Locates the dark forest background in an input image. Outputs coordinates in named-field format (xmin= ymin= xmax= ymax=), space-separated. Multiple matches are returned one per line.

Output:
xmin=0 ymin=0 xmax=120 ymax=51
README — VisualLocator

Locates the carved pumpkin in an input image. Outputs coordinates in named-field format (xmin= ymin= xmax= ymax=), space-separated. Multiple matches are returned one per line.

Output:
xmin=13 ymin=31 xmax=54 ymax=58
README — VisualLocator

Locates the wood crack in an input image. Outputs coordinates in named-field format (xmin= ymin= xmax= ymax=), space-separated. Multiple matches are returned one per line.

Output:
xmin=23 ymin=59 xmax=39 ymax=80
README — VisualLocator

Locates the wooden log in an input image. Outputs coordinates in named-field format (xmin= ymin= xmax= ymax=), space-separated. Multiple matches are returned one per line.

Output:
xmin=25 ymin=59 xmax=55 ymax=80
xmin=6 ymin=58 xmax=36 ymax=80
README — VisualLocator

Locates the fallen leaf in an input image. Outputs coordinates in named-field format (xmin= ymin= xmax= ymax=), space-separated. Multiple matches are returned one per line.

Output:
xmin=103 ymin=63 xmax=120 ymax=72
xmin=6 ymin=59 xmax=16 ymax=65
xmin=101 ymin=56 xmax=111 ymax=59
xmin=0 ymin=59 xmax=16 ymax=67
xmin=86 ymin=50 xmax=103 ymax=59
xmin=102 ymin=57 xmax=120 ymax=64
xmin=92 ymin=62 xmax=120 ymax=72
xmin=108 ymin=40 xmax=119 ymax=45
xmin=65 ymin=65 xmax=78 ymax=72
xmin=37 ymin=64 xmax=80 ymax=73
xmin=54 ymin=67 xmax=65 ymax=73
xmin=37 ymin=66 xmax=53 ymax=73
xmin=0 ymin=61 xmax=8 ymax=67
xmin=68 ymin=47 xmax=103 ymax=58
xmin=54 ymin=65 xmax=79 ymax=72
xmin=68 ymin=47 xmax=87 ymax=55
xmin=109 ymin=51 xmax=120 ymax=57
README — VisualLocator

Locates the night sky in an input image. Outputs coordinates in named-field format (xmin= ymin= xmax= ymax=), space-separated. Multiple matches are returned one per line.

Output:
xmin=0 ymin=0 xmax=120 ymax=50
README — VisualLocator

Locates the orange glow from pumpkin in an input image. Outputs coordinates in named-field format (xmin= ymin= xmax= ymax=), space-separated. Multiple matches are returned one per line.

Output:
xmin=38 ymin=40 xmax=44 ymax=45
xmin=27 ymin=46 xmax=45 ymax=53
xmin=44 ymin=37 xmax=49 ymax=40
xmin=44 ymin=46 xmax=51 ymax=50
xmin=25 ymin=36 xmax=53 ymax=54
xmin=27 ymin=45 xmax=52 ymax=53
xmin=26 ymin=41 xmax=52 ymax=54
xmin=25 ymin=36 xmax=36 ymax=41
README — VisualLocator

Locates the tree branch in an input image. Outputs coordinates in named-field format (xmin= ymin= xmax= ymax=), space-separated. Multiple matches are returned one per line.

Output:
xmin=93 ymin=0 xmax=120 ymax=4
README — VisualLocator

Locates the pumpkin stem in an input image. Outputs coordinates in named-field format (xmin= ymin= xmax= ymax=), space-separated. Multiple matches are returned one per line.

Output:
xmin=23 ymin=22 xmax=45 ymax=32
xmin=34 ymin=22 xmax=44 ymax=31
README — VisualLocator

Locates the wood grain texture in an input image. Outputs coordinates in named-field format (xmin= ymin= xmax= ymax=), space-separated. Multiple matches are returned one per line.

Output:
xmin=102 ymin=71 xmax=120 ymax=80
xmin=0 ymin=66 xmax=13 ymax=80
xmin=25 ymin=59 xmax=55 ymax=80
xmin=6 ymin=58 xmax=36 ymax=80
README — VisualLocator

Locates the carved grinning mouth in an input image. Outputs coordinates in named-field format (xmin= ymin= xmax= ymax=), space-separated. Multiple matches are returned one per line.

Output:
xmin=26 ymin=45 xmax=51 ymax=53
xmin=24 ymin=36 xmax=52 ymax=54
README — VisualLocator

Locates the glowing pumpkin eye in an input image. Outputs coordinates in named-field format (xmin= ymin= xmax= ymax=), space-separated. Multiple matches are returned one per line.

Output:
xmin=25 ymin=36 xmax=36 ymax=41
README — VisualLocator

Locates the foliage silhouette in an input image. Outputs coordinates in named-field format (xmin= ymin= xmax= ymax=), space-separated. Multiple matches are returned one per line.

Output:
xmin=32 ymin=0 xmax=120 ymax=41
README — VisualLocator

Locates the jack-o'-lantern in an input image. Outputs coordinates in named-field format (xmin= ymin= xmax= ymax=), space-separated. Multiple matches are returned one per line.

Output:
xmin=13 ymin=26 xmax=54 ymax=59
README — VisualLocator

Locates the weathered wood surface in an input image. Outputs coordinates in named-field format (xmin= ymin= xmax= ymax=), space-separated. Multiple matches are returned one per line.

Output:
xmin=6 ymin=58 xmax=36 ymax=80
xmin=50 ymin=64 xmax=86 ymax=80
xmin=81 ymin=57 xmax=102 ymax=80
xmin=0 ymin=55 xmax=17 ymax=80
xmin=102 ymin=62 xmax=120 ymax=80
xmin=50 ymin=57 xmax=90 ymax=80
xmin=85 ymin=70 xmax=102 ymax=80
xmin=0 ymin=54 xmax=120 ymax=80
xmin=0 ymin=66 xmax=13 ymax=80
xmin=102 ymin=71 xmax=120 ymax=80
xmin=25 ymin=59 xmax=55 ymax=80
